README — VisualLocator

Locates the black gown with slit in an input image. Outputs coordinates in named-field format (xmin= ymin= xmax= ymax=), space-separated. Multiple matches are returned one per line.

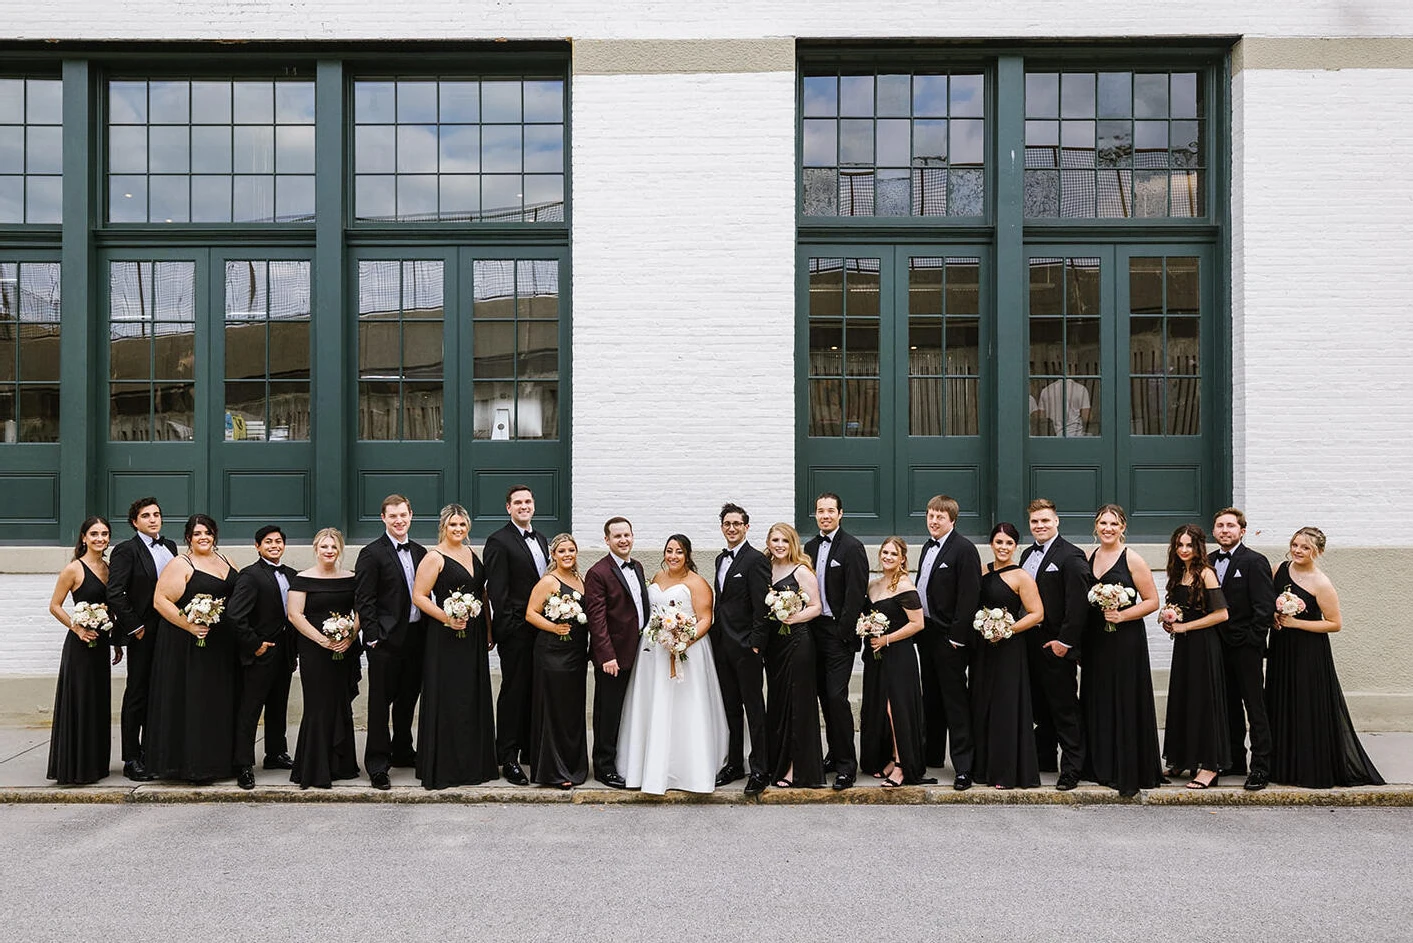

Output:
xmin=971 ymin=565 xmax=1040 ymax=788
xmin=764 ymin=567 xmax=825 ymax=787
xmin=47 ymin=562 xmax=113 ymax=785
xmin=529 ymin=579 xmax=589 ymax=786
xmin=1161 ymin=580 xmax=1230 ymax=775
xmin=1266 ymin=564 xmax=1383 ymax=788
xmin=859 ymin=589 xmax=929 ymax=784
xmin=417 ymin=552 xmax=498 ymax=788
xmin=290 ymin=574 xmax=361 ymax=789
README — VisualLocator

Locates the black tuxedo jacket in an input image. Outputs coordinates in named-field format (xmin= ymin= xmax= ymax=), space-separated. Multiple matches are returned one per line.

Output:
xmin=917 ymin=531 xmax=983 ymax=647
xmin=1018 ymin=535 xmax=1092 ymax=654
xmin=227 ymin=560 xmax=298 ymax=668
xmin=483 ymin=522 xmax=550 ymax=644
xmin=1215 ymin=543 xmax=1275 ymax=650
xmin=584 ymin=555 xmax=649 ymax=672
xmin=107 ymin=532 xmax=179 ymax=644
xmin=354 ymin=533 xmax=428 ymax=648
xmin=804 ymin=528 xmax=869 ymax=652
xmin=713 ymin=541 xmax=772 ymax=652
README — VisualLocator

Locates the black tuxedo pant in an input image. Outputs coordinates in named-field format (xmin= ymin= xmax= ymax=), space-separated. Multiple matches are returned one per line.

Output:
xmin=714 ymin=640 xmax=767 ymax=778
xmin=812 ymin=616 xmax=858 ymax=778
xmin=591 ymin=665 xmax=630 ymax=780
xmin=120 ymin=625 xmax=158 ymax=761
xmin=233 ymin=655 xmax=293 ymax=767
xmin=495 ymin=628 xmax=536 ymax=766
xmin=920 ymin=626 xmax=976 ymax=776
xmin=364 ymin=626 xmax=425 ymax=776
xmin=1027 ymin=634 xmax=1085 ymax=777
xmin=1221 ymin=641 xmax=1271 ymax=775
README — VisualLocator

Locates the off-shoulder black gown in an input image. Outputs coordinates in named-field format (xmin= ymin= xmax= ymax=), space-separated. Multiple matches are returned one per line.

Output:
xmin=1162 ymin=580 xmax=1230 ymax=775
xmin=418 ymin=552 xmax=498 ymax=788
xmin=529 ymin=579 xmax=590 ymax=786
xmin=290 ymin=574 xmax=360 ymax=788
xmin=1081 ymin=551 xmax=1164 ymax=794
xmin=1266 ymin=564 xmax=1383 ymax=787
xmin=47 ymin=562 xmax=112 ymax=785
xmin=859 ymin=589 xmax=929 ymax=784
xmin=764 ymin=566 xmax=824 ymax=787
xmin=971 ymin=565 xmax=1040 ymax=788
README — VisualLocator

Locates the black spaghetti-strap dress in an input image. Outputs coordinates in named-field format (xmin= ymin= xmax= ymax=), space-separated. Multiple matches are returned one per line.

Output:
xmin=290 ymin=574 xmax=360 ymax=789
xmin=417 ymin=552 xmax=498 ymax=788
xmin=47 ymin=562 xmax=113 ymax=785
xmin=1080 ymin=550 xmax=1164 ymax=794
xmin=1161 ymin=580 xmax=1231 ymax=775
xmin=764 ymin=566 xmax=825 ymax=787
xmin=971 ymin=565 xmax=1040 ymax=788
xmin=529 ymin=579 xmax=590 ymax=786
xmin=1266 ymin=564 xmax=1383 ymax=788
xmin=858 ymin=589 xmax=929 ymax=783
xmin=145 ymin=558 xmax=238 ymax=782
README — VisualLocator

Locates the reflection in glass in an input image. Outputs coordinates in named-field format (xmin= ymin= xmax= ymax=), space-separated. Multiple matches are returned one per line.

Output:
xmin=875 ymin=169 xmax=909 ymax=216
xmin=1168 ymin=378 xmax=1199 ymax=435
xmin=1028 ymin=259 xmax=1064 ymax=316
xmin=1131 ymin=377 xmax=1163 ymax=435
xmin=946 ymin=259 xmax=980 ymax=315
xmin=1024 ymin=170 xmax=1059 ymax=217
xmin=1066 ymin=258 xmax=1100 ymax=315
xmin=844 ymin=378 xmax=880 ymax=437
xmin=153 ymin=382 xmax=196 ymax=440
xmin=803 ymin=168 xmax=837 ymax=216
xmin=908 ymin=261 xmax=942 ymax=314
xmin=844 ymin=321 xmax=879 ymax=376
xmin=401 ymin=320 xmax=444 ymax=378
xmin=845 ymin=262 xmax=880 ymax=316
xmin=473 ymin=321 xmax=515 ymax=378
xmin=877 ymin=74 xmax=910 ymax=116
xmin=803 ymin=76 xmax=838 ymax=117
xmin=949 ymin=168 xmax=984 ymax=216
xmin=809 ymin=259 xmax=844 ymax=317
xmin=1098 ymin=72 xmax=1131 ymax=118
xmin=1129 ymin=257 xmax=1163 ymax=313
xmin=1026 ymin=74 xmax=1059 ymax=117
xmin=947 ymin=318 xmax=980 ymax=372
xmin=909 ymin=377 xmax=942 ymax=436
xmin=1166 ymin=257 xmax=1199 ymax=313
xmin=1030 ymin=378 xmax=1097 ymax=437
xmin=517 ymin=321 xmax=558 ymax=379
xmin=1167 ymin=317 xmax=1199 ymax=374
xmin=946 ymin=377 xmax=979 ymax=435
xmin=808 ymin=377 xmax=842 ymax=437
xmin=1061 ymin=73 xmax=1096 ymax=118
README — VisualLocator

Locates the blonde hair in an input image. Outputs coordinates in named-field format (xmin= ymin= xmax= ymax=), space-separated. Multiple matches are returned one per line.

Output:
xmin=1093 ymin=503 xmax=1128 ymax=541
xmin=880 ymin=536 xmax=909 ymax=592
xmin=1291 ymin=526 xmax=1327 ymax=558
xmin=766 ymin=523 xmax=812 ymax=568
xmin=438 ymin=503 xmax=470 ymax=543
xmin=313 ymin=527 xmax=345 ymax=563
xmin=548 ymin=533 xmax=579 ymax=577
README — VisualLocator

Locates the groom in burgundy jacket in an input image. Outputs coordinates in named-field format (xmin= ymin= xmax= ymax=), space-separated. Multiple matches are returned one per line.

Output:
xmin=583 ymin=516 xmax=649 ymax=789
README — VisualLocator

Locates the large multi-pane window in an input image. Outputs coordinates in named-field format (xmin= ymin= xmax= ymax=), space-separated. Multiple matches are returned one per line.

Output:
xmin=357 ymin=260 xmax=445 ymax=441
xmin=224 ymin=260 xmax=312 ymax=441
xmin=1028 ymin=257 xmax=1101 ymax=437
xmin=908 ymin=257 xmax=980 ymax=436
xmin=0 ymin=79 xmax=63 ymax=224
xmin=808 ymin=257 xmax=881 ymax=437
xmin=108 ymin=261 xmax=197 ymax=441
xmin=0 ymin=261 xmax=61 ymax=442
xmin=1130 ymin=256 xmax=1201 ymax=435
xmin=471 ymin=259 xmax=560 ymax=439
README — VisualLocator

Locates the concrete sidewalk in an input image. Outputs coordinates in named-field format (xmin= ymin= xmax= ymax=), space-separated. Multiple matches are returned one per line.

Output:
xmin=4 ymin=724 xmax=1409 ymax=805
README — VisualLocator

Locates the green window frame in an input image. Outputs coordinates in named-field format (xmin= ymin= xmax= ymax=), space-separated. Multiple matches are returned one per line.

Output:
xmin=356 ymin=258 xmax=446 ymax=442
xmin=470 ymin=258 xmax=561 ymax=440
xmin=0 ymin=77 xmax=63 ymax=224
xmin=223 ymin=259 xmax=312 ymax=441
xmin=0 ymin=259 xmax=61 ymax=442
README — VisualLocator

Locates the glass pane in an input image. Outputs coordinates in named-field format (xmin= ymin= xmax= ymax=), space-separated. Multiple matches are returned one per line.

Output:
xmin=153 ymin=324 xmax=195 ymax=379
xmin=226 ymin=258 xmax=271 ymax=321
xmin=875 ymin=169 xmax=908 ymax=216
xmin=802 ymin=120 xmax=837 ymax=167
xmin=403 ymin=260 xmax=443 ymax=314
xmin=481 ymin=81 xmax=522 ymax=123
xmin=0 ymin=135 xmax=20 ymax=175
xmin=876 ymin=74 xmax=910 ymax=117
xmin=0 ymin=262 xmax=15 ymax=316
xmin=876 ymin=119 xmax=909 ymax=166
xmin=275 ymin=83 xmax=316 ymax=124
xmin=358 ymin=380 xmax=399 ymax=440
xmin=1170 ymin=73 xmax=1199 ymax=119
xmin=267 ymin=381 xmax=309 ymax=440
xmin=946 ymin=259 xmax=980 ymax=315
xmin=233 ymin=82 xmax=274 ymax=124
xmin=356 ymin=125 xmax=396 ymax=174
xmin=1060 ymin=169 xmax=1093 ymax=217
xmin=1097 ymin=72 xmax=1132 ymax=118
xmin=1130 ymin=317 xmax=1162 ymax=375
xmin=359 ymin=260 xmax=399 ymax=315
xmin=26 ymin=126 xmax=62 ymax=174
xmin=18 ymin=384 xmax=59 ymax=442
xmin=1026 ymin=73 xmax=1059 ymax=118
xmin=355 ymin=175 xmax=396 ymax=220
xmin=1033 ymin=378 xmax=1095 ymax=437
xmin=844 ymin=378 xmax=879 ymax=437
xmin=358 ymin=320 xmax=400 ymax=378
xmin=909 ymin=317 xmax=942 ymax=373
xmin=1133 ymin=170 xmax=1168 ymax=218
xmin=192 ymin=126 xmax=232 ymax=173
xmin=1097 ymin=169 xmax=1132 ymax=219
xmin=109 ymin=126 xmax=147 ymax=174
xmin=845 ymin=263 xmax=880 ymax=316
xmin=947 ymin=317 xmax=980 ymax=374
xmin=397 ymin=175 xmax=438 ymax=218
xmin=1129 ymin=257 xmax=1163 ymax=313
xmin=16 ymin=263 xmax=60 ymax=323
xmin=396 ymin=125 xmax=438 ymax=174
xmin=1024 ymin=170 xmax=1059 ymax=217
xmin=949 ymin=168 xmax=983 ymax=216
xmin=473 ymin=320 xmax=515 ymax=378
xmin=1171 ymin=171 xmax=1202 ymax=217
xmin=1067 ymin=259 xmax=1101 ymax=315
xmin=1171 ymin=120 xmax=1200 ymax=168
xmin=1130 ymin=377 xmax=1163 ymax=435
xmin=1135 ymin=121 xmax=1168 ymax=163
xmin=912 ymin=75 xmax=946 ymax=117
xmin=802 ymin=168 xmax=837 ymax=216
xmin=275 ymin=125 xmax=315 ymax=174
xmin=1167 ymin=378 xmax=1199 ymax=435
xmin=110 ymin=382 xmax=151 ymax=441
xmin=148 ymin=81 xmax=189 ymax=124
xmin=276 ymin=175 xmax=315 ymax=221
xmin=517 ymin=260 xmax=559 ymax=319
xmin=523 ymin=124 xmax=562 ymax=173
xmin=517 ymin=321 xmax=558 ymax=379
xmin=401 ymin=381 xmax=444 ymax=440
xmin=1134 ymin=74 xmax=1168 ymax=118
xmin=355 ymin=82 xmax=395 ymax=123
xmin=514 ymin=380 xmax=558 ymax=439
xmin=1025 ymin=120 xmax=1058 ymax=168
xmin=269 ymin=261 xmax=310 ymax=318
xmin=950 ymin=74 xmax=984 ymax=117
xmin=192 ymin=175 xmax=231 ymax=222
xmin=191 ymin=81 xmax=232 ymax=125
xmin=950 ymin=119 xmax=983 ymax=165
xmin=908 ymin=261 xmax=942 ymax=315
xmin=1167 ymin=257 xmax=1200 ymax=313
xmin=1067 ymin=318 xmax=1100 ymax=375
xmin=1028 ymin=259 xmax=1064 ymax=315
xmin=808 ymin=320 xmax=843 ymax=376
xmin=226 ymin=321 xmax=266 ymax=379
xmin=0 ymin=386 xmax=15 ymax=439
xmin=109 ymin=82 xmax=148 ymax=124
xmin=397 ymin=82 xmax=438 ymax=124
xmin=838 ymin=119 xmax=872 ymax=165
xmin=482 ymin=124 xmax=522 ymax=174
xmin=233 ymin=175 xmax=275 ymax=222
xmin=1061 ymin=73 xmax=1095 ymax=118
xmin=472 ymin=378 xmax=515 ymax=439
xmin=268 ymin=322 xmax=310 ymax=379
xmin=149 ymin=176 xmax=190 ymax=223
xmin=1096 ymin=121 xmax=1132 ymax=168
xmin=839 ymin=170 xmax=872 ymax=216
xmin=402 ymin=320 xmax=443 ymax=379
xmin=153 ymin=382 xmax=195 ymax=440
xmin=233 ymin=126 xmax=274 ymax=173
xmin=809 ymin=378 xmax=843 ymax=437
xmin=0 ymin=327 xmax=13 ymax=382
xmin=808 ymin=260 xmax=843 ymax=318
xmin=147 ymin=126 xmax=189 ymax=173
xmin=440 ymin=81 xmax=480 ymax=123
xmin=802 ymin=76 xmax=838 ymax=118
xmin=524 ymin=81 xmax=563 ymax=123
xmin=152 ymin=263 xmax=195 ymax=320
xmin=524 ymin=175 xmax=562 ymax=217
xmin=1061 ymin=121 xmax=1094 ymax=167
xmin=109 ymin=331 xmax=149 ymax=381
xmin=909 ymin=377 xmax=941 ymax=436
xmin=225 ymin=381 xmax=266 ymax=438
xmin=0 ymin=81 xmax=24 ymax=123
xmin=946 ymin=377 xmax=979 ymax=435
xmin=839 ymin=75 xmax=873 ymax=117
xmin=913 ymin=119 xmax=946 ymax=165
xmin=1167 ymin=317 xmax=1200 ymax=374
xmin=439 ymin=175 xmax=479 ymax=220
xmin=844 ymin=321 xmax=879 ymax=377
xmin=1029 ymin=319 xmax=1063 ymax=377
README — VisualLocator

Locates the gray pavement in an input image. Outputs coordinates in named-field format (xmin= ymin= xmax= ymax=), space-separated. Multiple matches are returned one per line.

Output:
xmin=1 ymin=803 xmax=1410 ymax=941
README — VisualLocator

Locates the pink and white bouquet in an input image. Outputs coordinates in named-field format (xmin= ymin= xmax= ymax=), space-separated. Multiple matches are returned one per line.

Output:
xmin=71 ymin=601 xmax=113 ymax=649
xmin=544 ymin=590 xmax=587 ymax=641
xmin=856 ymin=610 xmax=890 ymax=660
xmin=183 ymin=593 xmax=225 ymax=648
xmin=1273 ymin=588 xmax=1306 ymax=628
xmin=1088 ymin=582 xmax=1137 ymax=632
xmin=1158 ymin=603 xmax=1183 ymax=635
xmin=645 ymin=599 xmax=698 ymax=680
xmin=443 ymin=589 xmax=483 ymax=639
xmin=973 ymin=607 xmax=1015 ymax=643
xmin=321 ymin=612 xmax=355 ymax=660
xmin=765 ymin=588 xmax=808 ymax=635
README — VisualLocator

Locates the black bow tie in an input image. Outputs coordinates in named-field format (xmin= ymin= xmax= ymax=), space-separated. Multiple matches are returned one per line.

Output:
xmin=148 ymin=537 xmax=163 ymax=548
xmin=1214 ymin=550 xmax=1230 ymax=562
xmin=620 ymin=560 xmax=634 ymax=571
xmin=722 ymin=550 xmax=735 ymax=560
xmin=395 ymin=543 xmax=411 ymax=553
xmin=924 ymin=538 xmax=939 ymax=551
xmin=1030 ymin=543 xmax=1044 ymax=555
xmin=818 ymin=534 xmax=832 ymax=544
xmin=522 ymin=530 xmax=538 ymax=541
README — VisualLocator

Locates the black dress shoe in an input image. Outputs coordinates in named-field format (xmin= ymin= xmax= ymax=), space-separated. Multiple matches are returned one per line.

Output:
xmin=501 ymin=762 xmax=529 ymax=786
xmin=1056 ymin=772 xmax=1080 ymax=791
xmin=124 ymin=760 xmax=155 ymax=782
xmin=715 ymin=764 xmax=744 ymax=787
xmin=953 ymin=773 xmax=973 ymax=791
xmin=237 ymin=766 xmax=255 ymax=790
xmin=390 ymin=752 xmax=417 ymax=768
xmin=832 ymin=773 xmax=854 ymax=791
xmin=1243 ymin=770 xmax=1269 ymax=792
xmin=599 ymin=772 xmax=627 ymax=789
xmin=262 ymin=752 xmax=294 ymax=770
xmin=743 ymin=774 xmax=767 ymax=797
xmin=370 ymin=770 xmax=391 ymax=790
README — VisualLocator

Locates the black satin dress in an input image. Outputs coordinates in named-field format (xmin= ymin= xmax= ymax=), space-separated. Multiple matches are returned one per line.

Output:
xmin=764 ymin=566 xmax=824 ymax=787
xmin=971 ymin=565 xmax=1040 ymax=788
xmin=145 ymin=559 xmax=238 ymax=782
xmin=418 ymin=552 xmax=498 ymax=788
xmin=290 ymin=574 xmax=360 ymax=789
xmin=47 ymin=562 xmax=112 ymax=785
xmin=859 ymin=588 xmax=928 ymax=783
xmin=529 ymin=579 xmax=589 ymax=786
xmin=1266 ymin=564 xmax=1383 ymax=788
xmin=1162 ymin=579 xmax=1231 ymax=774
xmin=1080 ymin=551 xmax=1164 ymax=794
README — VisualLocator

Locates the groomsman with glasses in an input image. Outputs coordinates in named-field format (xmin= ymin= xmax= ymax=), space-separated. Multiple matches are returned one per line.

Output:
xmin=712 ymin=503 xmax=772 ymax=797
xmin=484 ymin=484 xmax=550 ymax=786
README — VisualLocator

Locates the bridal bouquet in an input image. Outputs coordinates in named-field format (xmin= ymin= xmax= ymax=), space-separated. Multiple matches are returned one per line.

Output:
xmin=1273 ymin=587 xmax=1306 ymax=627
xmin=71 ymin=601 xmax=114 ymax=649
xmin=1088 ymin=582 xmax=1137 ymax=631
xmin=544 ymin=590 xmax=587 ymax=641
xmin=973 ymin=607 xmax=1015 ymax=644
xmin=321 ymin=612 xmax=355 ymax=660
xmin=856 ymin=610 xmax=890 ymax=660
xmin=764 ymin=588 xmax=808 ymax=635
xmin=645 ymin=600 xmax=698 ymax=680
xmin=1158 ymin=603 xmax=1183 ymax=635
xmin=183 ymin=593 xmax=225 ymax=648
xmin=443 ymin=589 xmax=483 ymax=639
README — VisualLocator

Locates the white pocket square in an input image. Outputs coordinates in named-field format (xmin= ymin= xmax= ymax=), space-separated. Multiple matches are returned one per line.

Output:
xmin=830 ymin=559 xmax=842 ymax=567
xmin=939 ymin=561 xmax=949 ymax=569
xmin=1232 ymin=569 xmax=1241 ymax=578
xmin=731 ymin=572 xmax=743 ymax=578
xmin=1046 ymin=562 xmax=1060 ymax=572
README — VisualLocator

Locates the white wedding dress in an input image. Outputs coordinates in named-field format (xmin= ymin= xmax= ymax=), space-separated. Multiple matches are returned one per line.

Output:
xmin=616 ymin=582 xmax=730 ymax=794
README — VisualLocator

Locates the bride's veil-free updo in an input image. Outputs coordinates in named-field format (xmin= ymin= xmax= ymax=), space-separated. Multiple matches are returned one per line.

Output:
xmin=660 ymin=533 xmax=698 ymax=573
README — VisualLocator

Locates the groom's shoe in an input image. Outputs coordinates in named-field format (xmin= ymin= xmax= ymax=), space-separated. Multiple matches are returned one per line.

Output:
xmin=501 ymin=762 xmax=529 ymax=786
xmin=953 ymin=773 xmax=974 ymax=791
xmin=715 ymin=764 xmax=744 ymax=787
xmin=832 ymin=773 xmax=854 ymax=791
xmin=124 ymin=760 xmax=155 ymax=782
xmin=743 ymin=774 xmax=768 ymax=797
xmin=599 ymin=772 xmax=627 ymax=789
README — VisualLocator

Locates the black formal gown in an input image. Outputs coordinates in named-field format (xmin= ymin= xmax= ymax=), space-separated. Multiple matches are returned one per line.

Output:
xmin=529 ymin=579 xmax=589 ymax=786
xmin=859 ymin=589 xmax=929 ymax=783
xmin=1266 ymin=564 xmax=1383 ymax=788
xmin=145 ymin=560 xmax=238 ymax=782
xmin=971 ymin=565 xmax=1040 ymax=788
xmin=417 ymin=553 xmax=498 ymax=788
xmin=47 ymin=562 xmax=112 ymax=785
xmin=1080 ymin=551 xmax=1164 ymax=794
xmin=764 ymin=567 xmax=825 ymax=787
xmin=1162 ymin=580 xmax=1230 ymax=775
xmin=290 ymin=574 xmax=361 ymax=789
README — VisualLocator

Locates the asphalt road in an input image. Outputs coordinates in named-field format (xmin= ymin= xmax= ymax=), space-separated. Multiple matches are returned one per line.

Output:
xmin=2 ymin=804 xmax=1407 ymax=941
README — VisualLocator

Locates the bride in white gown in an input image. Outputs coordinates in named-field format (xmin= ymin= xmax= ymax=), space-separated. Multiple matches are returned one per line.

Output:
xmin=617 ymin=534 xmax=730 ymax=794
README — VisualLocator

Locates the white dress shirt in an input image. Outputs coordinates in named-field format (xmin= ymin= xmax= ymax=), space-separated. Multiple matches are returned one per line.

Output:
xmin=916 ymin=530 xmax=952 ymax=619
xmin=388 ymin=532 xmax=420 ymax=623
xmin=614 ymin=553 xmax=645 ymax=627
xmin=145 ymin=535 xmax=174 ymax=576
xmin=1023 ymin=536 xmax=1054 ymax=579
xmin=815 ymin=531 xmax=835 ymax=617
xmin=523 ymin=527 xmax=548 ymax=575
xmin=1214 ymin=542 xmax=1239 ymax=584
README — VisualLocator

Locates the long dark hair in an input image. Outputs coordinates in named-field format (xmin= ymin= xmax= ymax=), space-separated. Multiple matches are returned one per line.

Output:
xmin=1166 ymin=524 xmax=1210 ymax=586
xmin=663 ymin=533 xmax=697 ymax=573
xmin=184 ymin=513 xmax=220 ymax=545
xmin=73 ymin=516 xmax=111 ymax=560
xmin=989 ymin=521 xmax=1021 ymax=543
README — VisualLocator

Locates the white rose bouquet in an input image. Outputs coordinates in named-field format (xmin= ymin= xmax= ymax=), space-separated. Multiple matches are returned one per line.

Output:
xmin=645 ymin=600 xmax=698 ymax=680
xmin=1273 ymin=588 xmax=1306 ymax=628
xmin=321 ymin=612 xmax=355 ymax=660
xmin=183 ymin=593 xmax=225 ymax=648
xmin=544 ymin=590 xmax=587 ymax=641
xmin=856 ymin=610 xmax=890 ymax=660
xmin=973 ymin=607 xmax=1015 ymax=643
xmin=764 ymin=588 xmax=808 ymax=635
xmin=1088 ymin=582 xmax=1137 ymax=631
xmin=71 ymin=601 xmax=114 ymax=649
xmin=443 ymin=590 xmax=483 ymax=639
